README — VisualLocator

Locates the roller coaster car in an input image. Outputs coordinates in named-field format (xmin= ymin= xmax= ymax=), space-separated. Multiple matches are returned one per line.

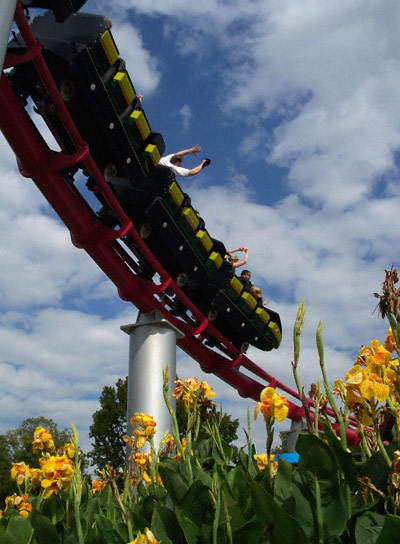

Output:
xmin=21 ymin=0 xmax=87 ymax=23
xmin=102 ymin=172 xmax=282 ymax=352
xmin=6 ymin=8 xmax=283 ymax=353
xmin=7 ymin=10 xmax=165 ymax=183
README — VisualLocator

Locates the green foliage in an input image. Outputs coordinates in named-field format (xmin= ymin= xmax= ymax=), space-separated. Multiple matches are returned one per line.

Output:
xmin=88 ymin=377 xmax=128 ymax=477
xmin=88 ymin=376 xmax=240 ymax=474
xmin=0 ymin=417 xmax=70 ymax=503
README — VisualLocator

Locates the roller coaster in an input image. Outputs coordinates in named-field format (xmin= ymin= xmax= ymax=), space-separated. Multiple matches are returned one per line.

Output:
xmin=0 ymin=1 xmax=360 ymax=444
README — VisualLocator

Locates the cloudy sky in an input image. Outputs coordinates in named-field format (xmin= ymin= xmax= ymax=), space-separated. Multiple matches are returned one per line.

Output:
xmin=1 ymin=0 xmax=399 ymax=456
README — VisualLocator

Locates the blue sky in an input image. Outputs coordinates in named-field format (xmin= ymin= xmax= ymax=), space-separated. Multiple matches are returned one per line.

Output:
xmin=1 ymin=0 xmax=399 ymax=454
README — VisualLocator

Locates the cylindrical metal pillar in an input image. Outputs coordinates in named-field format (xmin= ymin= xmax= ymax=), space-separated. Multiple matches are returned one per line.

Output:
xmin=0 ymin=0 xmax=17 ymax=73
xmin=121 ymin=309 xmax=184 ymax=452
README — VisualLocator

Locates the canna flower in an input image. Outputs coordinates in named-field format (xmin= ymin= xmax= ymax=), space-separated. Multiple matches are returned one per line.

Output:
xmin=134 ymin=452 xmax=152 ymax=474
xmin=384 ymin=327 xmax=397 ymax=353
xmin=92 ymin=479 xmax=107 ymax=494
xmin=360 ymin=373 xmax=390 ymax=403
xmin=128 ymin=528 xmax=160 ymax=544
xmin=32 ymin=426 xmax=55 ymax=454
xmin=254 ymin=387 xmax=289 ymax=422
xmin=64 ymin=443 xmax=75 ymax=459
xmin=29 ymin=468 xmax=42 ymax=486
xmin=40 ymin=454 xmax=74 ymax=498
xmin=254 ymin=453 xmax=278 ymax=474
xmin=174 ymin=438 xmax=187 ymax=462
xmin=5 ymin=493 xmax=32 ymax=518
xmin=370 ymin=339 xmax=392 ymax=367
xmin=130 ymin=413 xmax=157 ymax=449
xmin=159 ymin=433 xmax=175 ymax=457
xmin=10 ymin=462 xmax=31 ymax=486
xmin=173 ymin=377 xmax=215 ymax=409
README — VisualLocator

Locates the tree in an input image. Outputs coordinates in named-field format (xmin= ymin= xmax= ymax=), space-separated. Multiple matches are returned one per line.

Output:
xmin=88 ymin=376 xmax=239 ymax=473
xmin=0 ymin=417 xmax=71 ymax=503
xmin=88 ymin=377 xmax=128 ymax=475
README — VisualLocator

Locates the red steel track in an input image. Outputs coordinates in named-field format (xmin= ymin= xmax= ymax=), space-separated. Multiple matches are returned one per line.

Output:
xmin=0 ymin=3 xmax=359 ymax=444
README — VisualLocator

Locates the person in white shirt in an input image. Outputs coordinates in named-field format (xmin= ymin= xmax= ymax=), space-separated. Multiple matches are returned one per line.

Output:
xmin=159 ymin=145 xmax=210 ymax=177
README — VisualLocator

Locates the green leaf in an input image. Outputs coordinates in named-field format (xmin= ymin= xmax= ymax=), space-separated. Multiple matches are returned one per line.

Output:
xmin=375 ymin=513 xmax=400 ymax=543
xmin=351 ymin=443 xmax=400 ymax=515
xmin=4 ymin=514 xmax=32 ymax=544
xmin=94 ymin=514 xmax=126 ymax=544
xmin=31 ymin=509 xmax=60 ymax=544
xmin=194 ymin=437 xmax=212 ymax=462
xmin=84 ymin=495 xmax=100 ymax=527
xmin=158 ymin=459 xmax=189 ymax=501
xmin=211 ymin=439 xmax=233 ymax=464
xmin=355 ymin=511 xmax=385 ymax=544
xmin=40 ymin=493 xmax=65 ymax=525
xmin=151 ymin=504 xmax=186 ymax=544
xmin=226 ymin=466 xmax=249 ymax=504
xmin=250 ymin=481 xmax=310 ymax=544
xmin=295 ymin=434 xmax=348 ymax=541
xmin=321 ymin=419 xmax=358 ymax=490
xmin=175 ymin=480 xmax=214 ymax=544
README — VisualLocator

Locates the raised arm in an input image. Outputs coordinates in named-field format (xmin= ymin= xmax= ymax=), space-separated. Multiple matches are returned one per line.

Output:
xmin=233 ymin=247 xmax=248 ymax=268
xmin=187 ymin=159 xmax=208 ymax=176
xmin=175 ymin=145 xmax=202 ymax=158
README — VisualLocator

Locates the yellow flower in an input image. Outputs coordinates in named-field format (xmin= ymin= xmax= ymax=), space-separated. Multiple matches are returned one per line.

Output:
xmin=360 ymin=373 xmax=390 ymax=403
xmin=10 ymin=462 xmax=31 ymax=486
xmin=384 ymin=327 xmax=397 ymax=353
xmin=371 ymin=339 xmax=392 ymax=366
xmin=92 ymin=479 xmax=107 ymax=494
xmin=134 ymin=452 xmax=152 ymax=474
xmin=254 ymin=387 xmax=289 ymax=422
xmin=32 ymin=426 xmax=55 ymax=454
xmin=130 ymin=413 xmax=157 ymax=449
xmin=29 ymin=468 xmax=42 ymax=486
xmin=174 ymin=438 xmax=187 ymax=462
xmin=40 ymin=454 xmax=74 ymax=498
xmin=5 ymin=494 xmax=32 ymax=518
xmin=64 ymin=442 xmax=75 ymax=459
xmin=345 ymin=364 xmax=365 ymax=386
xmin=173 ymin=378 xmax=215 ymax=409
xmin=128 ymin=528 xmax=160 ymax=544
xmin=254 ymin=453 xmax=278 ymax=473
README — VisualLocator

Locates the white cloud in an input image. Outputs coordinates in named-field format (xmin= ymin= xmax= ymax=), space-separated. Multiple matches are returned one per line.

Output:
xmin=107 ymin=23 xmax=161 ymax=96
xmin=179 ymin=104 xmax=192 ymax=131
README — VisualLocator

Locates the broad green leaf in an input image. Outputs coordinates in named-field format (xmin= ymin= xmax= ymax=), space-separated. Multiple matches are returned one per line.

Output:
xmin=158 ymin=459 xmax=189 ymax=501
xmin=351 ymin=443 xmax=400 ymax=515
xmin=211 ymin=439 xmax=233 ymax=465
xmin=375 ymin=513 xmax=400 ymax=543
xmin=355 ymin=511 xmax=385 ymax=544
xmin=250 ymin=481 xmax=310 ymax=544
xmin=175 ymin=480 xmax=214 ymax=544
xmin=31 ymin=509 xmax=60 ymax=544
xmin=321 ymin=420 xmax=358 ymax=490
xmin=4 ymin=514 xmax=32 ymax=544
xmin=151 ymin=504 xmax=186 ymax=544
xmin=294 ymin=434 xmax=348 ymax=541
xmin=40 ymin=493 xmax=66 ymax=525
xmin=94 ymin=514 xmax=125 ymax=544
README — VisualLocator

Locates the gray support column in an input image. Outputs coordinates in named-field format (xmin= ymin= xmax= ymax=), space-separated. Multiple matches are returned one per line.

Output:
xmin=121 ymin=309 xmax=184 ymax=452
xmin=0 ymin=0 xmax=17 ymax=73
xmin=282 ymin=418 xmax=308 ymax=452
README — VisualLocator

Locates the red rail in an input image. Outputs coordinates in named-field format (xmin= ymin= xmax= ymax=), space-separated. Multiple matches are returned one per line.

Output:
xmin=0 ymin=3 xmax=360 ymax=445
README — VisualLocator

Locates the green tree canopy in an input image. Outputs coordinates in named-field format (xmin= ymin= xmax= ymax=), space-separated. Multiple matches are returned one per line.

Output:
xmin=88 ymin=377 xmax=128 ymax=474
